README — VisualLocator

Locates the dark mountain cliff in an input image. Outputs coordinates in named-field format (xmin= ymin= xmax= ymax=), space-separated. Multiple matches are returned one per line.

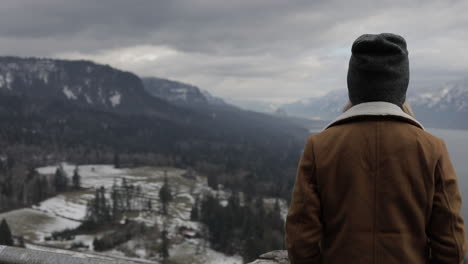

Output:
xmin=0 ymin=57 xmax=185 ymax=119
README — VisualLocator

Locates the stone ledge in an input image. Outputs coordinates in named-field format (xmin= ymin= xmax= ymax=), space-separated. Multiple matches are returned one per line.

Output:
xmin=0 ymin=246 xmax=144 ymax=264
xmin=247 ymin=250 xmax=289 ymax=264
xmin=248 ymin=250 xmax=468 ymax=264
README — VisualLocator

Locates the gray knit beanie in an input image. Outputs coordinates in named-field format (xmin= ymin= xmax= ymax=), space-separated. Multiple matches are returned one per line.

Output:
xmin=347 ymin=33 xmax=409 ymax=106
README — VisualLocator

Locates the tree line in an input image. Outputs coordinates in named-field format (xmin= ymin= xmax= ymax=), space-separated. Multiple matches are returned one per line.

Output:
xmin=0 ymin=155 xmax=81 ymax=212
xmin=193 ymin=192 xmax=285 ymax=263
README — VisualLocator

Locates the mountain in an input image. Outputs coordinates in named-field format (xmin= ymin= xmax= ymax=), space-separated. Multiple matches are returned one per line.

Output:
xmin=409 ymin=79 xmax=468 ymax=129
xmin=200 ymin=89 xmax=226 ymax=105
xmin=0 ymin=57 xmax=185 ymax=118
xmin=275 ymin=80 xmax=468 ymax=129
xmin=0 ymin=56 xmax=309 ymax=206
xmin=141 ymin=76 xmax=328 ymax=134
xmin=227 ymin=99 xmax=281 ymax=114
xmin=278 ymin=90 xmax=348 ymax=121
xmin=142 ymin=77 xmax=226 ymax=106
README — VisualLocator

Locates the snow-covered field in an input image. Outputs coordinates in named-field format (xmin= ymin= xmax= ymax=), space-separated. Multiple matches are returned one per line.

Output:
xmin=0 ymin=163 xmax=248 ymax=264
xmin=0 ymin=208 xmax=81 ymax=241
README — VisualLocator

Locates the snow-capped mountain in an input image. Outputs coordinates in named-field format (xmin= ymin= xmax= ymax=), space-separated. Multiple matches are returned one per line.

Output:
xmin=409 ymin=79 xmax=468 ymax=113
xmin=275 ymin=79 xmax=468 ymax=129
xmin=409 ymin=79 xmax=468 ymax=129
xmin=142 ymin=77 xmax=226 ymax=106
xmin=0 ymin=56 xmax=177 ymax=116
xmin=278 ymin=90 xmax=348 ymax=121
xmin=227 ymin=99 xmax=281 ymax=114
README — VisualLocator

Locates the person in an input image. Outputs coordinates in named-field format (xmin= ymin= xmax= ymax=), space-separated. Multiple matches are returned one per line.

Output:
xmin=284 ymin=33 xmax=468 ymax=264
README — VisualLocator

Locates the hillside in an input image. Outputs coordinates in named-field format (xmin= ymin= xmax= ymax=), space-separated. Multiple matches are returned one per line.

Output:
xmin=0 ymin=163 xmax=260 ymax=263
xmin=141 ymin=76 xmax=325 ymax=133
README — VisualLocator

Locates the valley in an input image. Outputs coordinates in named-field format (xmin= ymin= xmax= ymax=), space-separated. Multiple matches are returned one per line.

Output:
xmin=0 ymin=163 xmax=287 ymax=263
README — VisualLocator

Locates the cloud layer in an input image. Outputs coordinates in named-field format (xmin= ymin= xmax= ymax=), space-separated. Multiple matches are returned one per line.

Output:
xmin=1 ymin=0 xmax=468 ymax=102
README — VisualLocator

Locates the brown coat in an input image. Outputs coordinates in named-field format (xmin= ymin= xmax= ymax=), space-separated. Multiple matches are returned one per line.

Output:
xmin=285 ymin=102 xmax=468 ymax=264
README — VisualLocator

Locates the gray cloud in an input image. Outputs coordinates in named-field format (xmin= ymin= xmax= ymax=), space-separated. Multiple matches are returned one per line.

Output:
xmin=1 ymin=0 xmax=467 ymax=102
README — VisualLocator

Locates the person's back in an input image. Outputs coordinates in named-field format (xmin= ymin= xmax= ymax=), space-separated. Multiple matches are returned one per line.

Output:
xmin=285 ymin=33 xmax=468 ymax=264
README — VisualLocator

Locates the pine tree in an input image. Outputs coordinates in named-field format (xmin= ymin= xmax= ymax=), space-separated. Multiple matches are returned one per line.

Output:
xmin=35 ymin=176 xmax=44 ymax=204
xmin=85 ymin=186 xmax=112 ymax=224
xmin=190 ymin=196 xmax=199 ymax=221
xmin=87 ymin=189 xmax=101 ymax=223
xmin=160 ymin=228 xmax=170 ymax=261
xmin=242 ymin=236 xmax=261 ymax=263
xmin=207 ymin=173 xmax=218 ymax=190
xmin=53 ymin=167 xmax=62 ymax=192
xmin=243 ymin=173 xmax=256 ymax=203
xmin=53 ymin=165 xmax=68 ymax=192
xmin=98 ymin=186 xmax=110 ymax=222
xmin=113 ymin=153 xmax=121 ymax=169
xmin=121 ymin=178 xmax=130 ymax=211
xmin=111 ymin=180 xmax=121 ymax=219
xmin=147 ymin=199 xmax=153 ymax=211
xmin=135 ymin=185 xmax=142 ymax=211
xmin=72 ymin=166 xmax=81 ymax=190
xmin=0 ymin=219 xmax=14 ymax=246
xmin=159 ymin=171 xmax=172 ymax=215
xmin=6 ymin=155 xmax=14 ymax=171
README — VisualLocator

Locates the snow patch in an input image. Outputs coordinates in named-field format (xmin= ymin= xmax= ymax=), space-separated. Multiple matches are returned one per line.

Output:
xmin=85 ymin=94 xmax=93 ymax=104
xmin=34 ymin=195 xmax=87 ymax=221
xmin=109 ymin=91 xmax=121 ymax=107
xmin=5 ymin=72 xmax=13 ymax=90
xmin=37 ymin=163 xmax=127 ymax=189
xmin=0 ymin=208 xmax=81 ymax=241
xmin=63 ymin=86 xmax=77 ymax=100
xmin=38 ymin=71 xmax=49 ymax=84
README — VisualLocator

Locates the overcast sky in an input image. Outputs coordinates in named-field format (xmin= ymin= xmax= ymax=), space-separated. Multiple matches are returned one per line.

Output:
xmin=1 ymin=0 xmax=467 ymax=103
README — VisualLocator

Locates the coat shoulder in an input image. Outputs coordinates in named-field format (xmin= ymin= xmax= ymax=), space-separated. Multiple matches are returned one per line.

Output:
xmin=309 ymin=119 xmax=445 ymax=157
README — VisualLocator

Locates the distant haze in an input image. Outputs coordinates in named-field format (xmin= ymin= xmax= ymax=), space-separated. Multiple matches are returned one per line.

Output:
xmin=1 ymin=1 xmax=468 ymax=103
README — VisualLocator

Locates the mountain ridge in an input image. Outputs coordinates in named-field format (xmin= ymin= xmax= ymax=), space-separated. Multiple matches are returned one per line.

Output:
xmin=273 ymin=82 xmax=468 ymax=129
xmin=142 ymin=77 xmax=227 ymax=107
xmin=0 ymin=56 xmax=187 ymax=120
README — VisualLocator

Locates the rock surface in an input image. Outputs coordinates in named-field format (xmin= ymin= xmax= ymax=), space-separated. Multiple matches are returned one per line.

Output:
xmin=248 ymin=250 xmax=468 ymax=264
xmin=0 ymin=245 xmax=145 ymax=264
xmin=248 ymin=250 xmax=289 ymax=264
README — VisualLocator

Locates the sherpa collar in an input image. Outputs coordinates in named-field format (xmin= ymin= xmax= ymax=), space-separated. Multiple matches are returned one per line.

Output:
xmin=324 ymin=101 xmax=425 ymax=131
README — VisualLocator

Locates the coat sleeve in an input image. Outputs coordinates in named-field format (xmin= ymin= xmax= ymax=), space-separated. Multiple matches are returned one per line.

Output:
xmin=427 ymin=139 xmax=468 ymax=264
xmin=285 ymin=136 xmax=322 ymax=264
